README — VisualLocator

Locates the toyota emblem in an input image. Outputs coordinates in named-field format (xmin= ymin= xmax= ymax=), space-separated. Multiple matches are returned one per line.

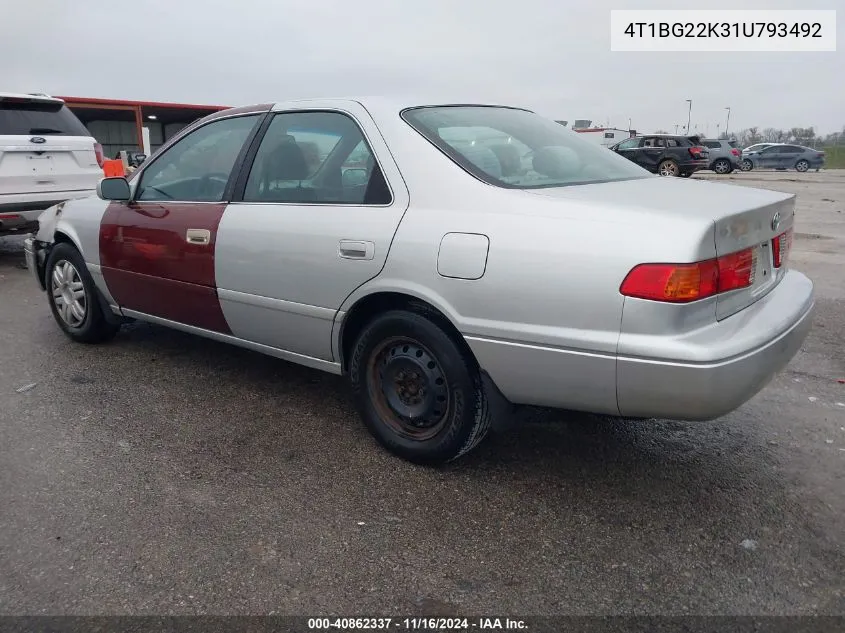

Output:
xmin=771 ymin=212 xmax=781 ymax=231
xmin=29 ymin=136 xmax=46 ymax=144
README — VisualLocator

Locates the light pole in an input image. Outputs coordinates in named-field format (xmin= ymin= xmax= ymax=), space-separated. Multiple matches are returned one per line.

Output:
xmin=724 ymin=107 xmax=731 ymax=138
xmin=674 ymin=124 xmax=679 ymax=134
xmin=685 ymin=99 xmax=692 ymax=133
xmin=628 ymin=117 xmax=632 ymax=131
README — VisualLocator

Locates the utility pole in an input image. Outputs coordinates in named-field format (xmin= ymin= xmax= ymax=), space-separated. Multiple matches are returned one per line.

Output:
xmin=674 ymin=124 xmax=679 ymax=134
xmin=724 ymin=106 xmax=731 ymax=138
xmin=686 ymin=99 xmax=692 ymax=133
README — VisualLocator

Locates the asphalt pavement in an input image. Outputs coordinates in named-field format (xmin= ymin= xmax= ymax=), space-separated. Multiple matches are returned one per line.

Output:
xmin=0 ymin=171 xmax=843 ymax=616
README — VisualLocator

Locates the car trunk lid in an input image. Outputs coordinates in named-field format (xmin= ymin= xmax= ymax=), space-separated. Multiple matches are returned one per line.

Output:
xmin=524 ymin=176 xmax=796 ymax=320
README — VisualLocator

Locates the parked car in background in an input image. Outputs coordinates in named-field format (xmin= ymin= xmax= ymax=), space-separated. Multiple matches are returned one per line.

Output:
xmin=0 ymin=93 xmax=103 ymax=236
xmin=25 ymin=98 xmax=813 ymax=464
xmin=610 ymin=134 xmax=709 ymax=177
xmin=702 ymin=139 xmax=742 ymax=174
xmin=741 ymin=144 xmax=825 ymax=172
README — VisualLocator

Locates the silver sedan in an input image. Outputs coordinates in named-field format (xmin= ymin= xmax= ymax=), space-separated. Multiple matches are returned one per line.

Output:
xmin=24 ymin=98 xmax=815 ymax=464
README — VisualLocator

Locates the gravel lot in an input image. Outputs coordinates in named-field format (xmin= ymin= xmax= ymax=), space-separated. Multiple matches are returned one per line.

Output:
xmin=0 ymin=170 xmax=843 ymax=616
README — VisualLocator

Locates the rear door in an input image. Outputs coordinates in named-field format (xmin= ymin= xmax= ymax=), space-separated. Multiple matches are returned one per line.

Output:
xmin=99 ymin=112 xmax=263 ymax=332
xmin=214 ymin=101 xmax=410 ymax=361
xmin=0 ymin=96 xmax=101 ymax=196
xmin=778 ymin=145 xmax=803 ymax=168
xmin=638 ymin=137 xmax=665 ymax=171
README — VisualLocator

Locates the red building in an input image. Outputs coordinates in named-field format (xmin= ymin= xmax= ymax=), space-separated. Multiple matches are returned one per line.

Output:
xmin=57 ymin=96 xmax=228 ymax=159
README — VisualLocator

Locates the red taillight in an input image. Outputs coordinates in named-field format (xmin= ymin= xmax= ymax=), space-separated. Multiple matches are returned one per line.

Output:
xmin=731 ymin=148 xmax=740 ymax=156
xmin=772 ymin=228 xmax=793 ymax=268
xmin=94 ymin=142 xmax=105 ymax=168
xmin=620 ymin=247 xmax=756 ymax=303
xmin=688 ymin=146 xmax=706 ymax=159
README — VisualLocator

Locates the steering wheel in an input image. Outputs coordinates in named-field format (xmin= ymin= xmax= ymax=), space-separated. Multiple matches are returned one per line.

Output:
xmin=197 ymin=172 xmax=230 ymax=198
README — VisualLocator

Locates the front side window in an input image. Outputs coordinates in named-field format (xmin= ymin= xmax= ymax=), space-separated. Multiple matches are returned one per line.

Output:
xmin=615 ymin=138 xmax=640 ymax=150
xmin=243 ymin=111 xmax=390 ymax=205
xmin=136 ymin=115 xmax=259 ymax=202
xmin=403 ymin=106 xmax=649 ymax=189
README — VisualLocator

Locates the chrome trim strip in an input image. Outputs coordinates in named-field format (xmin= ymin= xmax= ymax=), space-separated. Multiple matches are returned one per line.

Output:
xmin=216 ymin=288 xmax=336 ymax=320
xmin=121 ymin=309 xmax=342 ymax=375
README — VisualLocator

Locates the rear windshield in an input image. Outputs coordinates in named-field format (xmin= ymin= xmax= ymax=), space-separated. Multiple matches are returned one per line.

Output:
xmin=0 ymin=100 xmax=90 ymax=136
xmin=728 ymin=140 xmax=739 ymax=148
xmin=402 ymin=106 xmax=649 ymax=189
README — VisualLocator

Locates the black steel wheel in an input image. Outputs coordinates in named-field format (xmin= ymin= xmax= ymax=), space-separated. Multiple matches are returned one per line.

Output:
xmin=349 ymin=307 xmax=491 ymax=464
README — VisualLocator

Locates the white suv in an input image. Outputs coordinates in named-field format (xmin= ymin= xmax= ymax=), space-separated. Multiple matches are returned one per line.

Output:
xmin=0 ymin=93 xmax=103 ymax=236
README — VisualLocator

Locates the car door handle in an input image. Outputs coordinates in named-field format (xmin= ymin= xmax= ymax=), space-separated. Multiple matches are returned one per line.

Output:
xmin=339 ymin=240 xmax=374 ymax=260
xmin=186 ymin=229 xmax=211 ymax=245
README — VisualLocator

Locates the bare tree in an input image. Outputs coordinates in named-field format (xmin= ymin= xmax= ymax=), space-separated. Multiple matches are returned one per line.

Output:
xmin=654 ymin=129 xmax=669 ymax=134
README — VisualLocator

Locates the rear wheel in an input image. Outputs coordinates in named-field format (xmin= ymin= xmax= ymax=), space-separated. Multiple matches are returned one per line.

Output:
xmin=712 ymin=159 xmax=731 ymax=174
xmin=657 ymin=159 xmax=679 ymax=177
xmin=741 ymin=159 xmax=754 ymax=172
xmin=45 ymin=242 xmax=119 ymax=344
xmin=795 ymin=159 xmax=810 ymax=172
xmin=348 ymin=308 xmax=491 ymax=464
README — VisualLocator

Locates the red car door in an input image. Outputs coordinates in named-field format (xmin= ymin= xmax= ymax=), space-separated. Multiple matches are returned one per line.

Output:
xmin=99 ymin=111 xmax=264 ymax=333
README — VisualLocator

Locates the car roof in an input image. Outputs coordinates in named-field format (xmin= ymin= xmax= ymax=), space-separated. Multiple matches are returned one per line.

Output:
xmin=215 ymin=96 xmax=532 ymax=116
xmin=0 ymin=92 xmax=64 ymax=105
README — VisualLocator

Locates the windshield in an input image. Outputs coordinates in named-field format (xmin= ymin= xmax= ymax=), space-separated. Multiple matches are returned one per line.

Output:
xmin=402 ymin=106 xmax=650 ymax=189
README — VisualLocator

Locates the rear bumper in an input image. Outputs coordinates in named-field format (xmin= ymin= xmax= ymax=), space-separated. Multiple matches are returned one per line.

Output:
xmin=0 ymin=190 xmax=95 ymax=233
xmin=616 ymin=270 xmax=815 ymax=420
xmin=683 ymin=160 xmax=709 ymax=173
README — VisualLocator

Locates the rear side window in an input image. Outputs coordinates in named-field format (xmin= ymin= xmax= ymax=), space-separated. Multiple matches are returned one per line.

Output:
xmin=243 ymin=110 xmax=391 ymax=205
xmin=0 ymin=100 xmax=90 ymax=136
xmin=666 ymin=139 xmax=681 ymax=147
xmin=781 ymin=146 xmax=802 ymax=153
xmin=704 ymin=141 xmax=720 ymax=149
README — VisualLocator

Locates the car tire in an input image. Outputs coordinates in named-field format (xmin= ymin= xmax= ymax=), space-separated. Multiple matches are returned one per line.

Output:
xmin=712 ymin=159 xmax=731 ymax=174
xmin=45 ymin=242 xmax=120 ymax=344
xmin=795 ymin=160 xmax=810 ymax=172
xmin=741 ymin=159 xmax=754 ymax=172
xmin=657 ymin=159 xmax=679 ymax=177
xmin=348 ymin=307 xmax=491 ymax=465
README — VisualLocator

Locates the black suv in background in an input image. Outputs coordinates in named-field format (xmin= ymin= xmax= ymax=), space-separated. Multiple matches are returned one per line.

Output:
xmin=610 ymin=134 xmax=709 ymax=177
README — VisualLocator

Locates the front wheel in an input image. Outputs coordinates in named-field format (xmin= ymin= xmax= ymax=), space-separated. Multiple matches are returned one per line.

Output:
xmin=741 ymin=159 xmax=754 ymax=172
xmin=657 ymin=159 xmax=679 ymax=177
xmin=45 ymin=242 xmax=119 ymax=344
xmin=348 ymin=308 xmax=491 ymax=464
xmin=795 ymin=159 xmax=810 ymax=172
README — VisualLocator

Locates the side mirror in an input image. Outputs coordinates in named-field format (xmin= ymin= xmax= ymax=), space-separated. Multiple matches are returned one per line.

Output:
xmin=97 ymin=177 xmax=131 ymax=201
xmin=342 ymin=168 xmax=368 ymax=187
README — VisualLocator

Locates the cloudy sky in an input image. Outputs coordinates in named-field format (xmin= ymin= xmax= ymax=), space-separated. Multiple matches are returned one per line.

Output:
xmin=2 ymin=0 xmax=842 ymax=135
